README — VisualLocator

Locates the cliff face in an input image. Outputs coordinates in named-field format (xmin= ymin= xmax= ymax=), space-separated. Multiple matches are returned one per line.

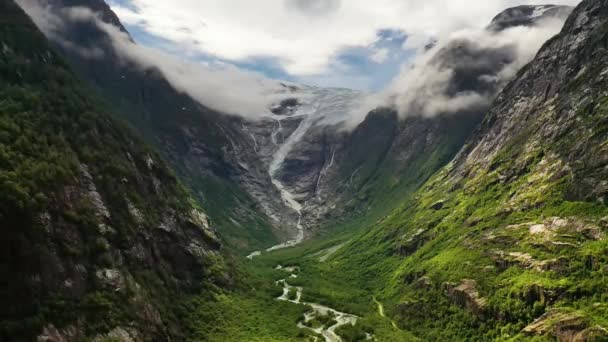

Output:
xmin=0 ymin=1 xmax=226 ymax=340
xmin=452 ymin=0 xmax=608 ymax=204
xmin=330 ymin=0 xmax=608 ymax=340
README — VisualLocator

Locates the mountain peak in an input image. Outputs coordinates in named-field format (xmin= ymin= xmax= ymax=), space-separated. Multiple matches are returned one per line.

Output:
xmin=488 ymin=4 xmax=574 ymax=31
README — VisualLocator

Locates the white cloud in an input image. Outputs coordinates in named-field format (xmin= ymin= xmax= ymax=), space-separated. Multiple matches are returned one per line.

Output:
xmin=101 ymin=28 xmax=288 ymax=120
xmin=16 ymin=0 xmax=581 ymax=126
xmin=16 ymin=0 xmax=285 ymax=119
xmin=370 ymin=48 xmax=389 ymax=64
xmin=109 ymin=0 xmax=581 ymax=77
xmin=343 ymin=14 xmax=571 ymax=129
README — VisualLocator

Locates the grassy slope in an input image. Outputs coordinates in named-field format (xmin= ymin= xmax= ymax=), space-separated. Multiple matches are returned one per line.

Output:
xmin=194 ymin=2 xmax=608 ymax=341
xmin=322 ymin=3 xmax=608 ymax=340
xmin=321 ymin=110 xmax=482 ymax=241
xmin=184 ymin=170 xmax=278 ymax=253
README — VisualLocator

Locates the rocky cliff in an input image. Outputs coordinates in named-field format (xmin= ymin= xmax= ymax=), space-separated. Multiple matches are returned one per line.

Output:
xmin=0 ymin=0 xmax=226 ymax=340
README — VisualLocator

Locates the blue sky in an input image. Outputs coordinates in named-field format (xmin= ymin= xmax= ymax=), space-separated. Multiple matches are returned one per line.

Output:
xmin=229 ymin=29 xmax=413 ymax=90
xmin=105 ymin=0 xmax=424 ymax=91
xmin=122 ymin=25 xmax=413 ymax=91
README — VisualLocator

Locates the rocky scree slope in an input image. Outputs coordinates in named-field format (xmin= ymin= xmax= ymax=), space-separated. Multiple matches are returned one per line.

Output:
xmin=330 ymin=0 xmax=608 ymax=340
xmin=0 ymin=0 xmax=227 ymax=340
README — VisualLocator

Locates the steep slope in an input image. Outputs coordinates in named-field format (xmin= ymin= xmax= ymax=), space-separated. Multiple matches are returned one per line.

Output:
xmin=18 ymin=0 xmax=576 ymax=259
xmin=255 ymin=5 xmax=572 ymax=238
xmin=488 ymin=4 xmax=573 ymax=31
xmin=0 ymin=0 xmax=226 ymax=340
xmin=328 ymin=0 xmax=608 ymax=340
xmin=17 ymin=0 xmax=290 ymax=252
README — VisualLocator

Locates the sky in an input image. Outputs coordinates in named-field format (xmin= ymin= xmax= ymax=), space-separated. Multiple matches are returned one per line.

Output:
xmin=106 ymin=0 xmax=581 ymax=91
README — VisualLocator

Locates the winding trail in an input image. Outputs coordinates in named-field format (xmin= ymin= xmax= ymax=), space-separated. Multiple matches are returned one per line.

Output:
xmin=373 ymin=297 xmax=398 ymax=329
xmin=373 ymin=297 xmax=385 ymax=317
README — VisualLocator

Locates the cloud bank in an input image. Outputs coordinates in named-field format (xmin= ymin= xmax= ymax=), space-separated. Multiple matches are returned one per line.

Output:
xmin=16 ymin=0 xmax=284 ymax=119
xmin=107 ymin=0 xmax=580 ymax=78
xmin=344 ymin=8 xmax=574 ymax=129
xmin=105 ymin=0 xmax=580 ymax=128
xmin=17 ymin=0 xmax=578 ymax=129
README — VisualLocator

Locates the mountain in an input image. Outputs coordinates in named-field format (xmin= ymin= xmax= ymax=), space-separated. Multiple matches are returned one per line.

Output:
xmin=0 ymin=0 xmax=227 ymax=340
xmin=241 ymin=4 xmax=574 ymax=239
xmin=18 ymin=0 xmax=576 ymax=262
xmin=5 ymin=0 xmax=608 ymax=340
xmin=488 ymin=4 xmax=574 ymax=31
xmin=15 ymin=0 xmax=292 ymax=252
xmin=322 ymin=0 xmax=608 ymax=339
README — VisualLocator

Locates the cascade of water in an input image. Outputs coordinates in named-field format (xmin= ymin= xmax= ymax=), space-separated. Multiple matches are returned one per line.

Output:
xmin=247 ymin=86 xmax=361 ymax=259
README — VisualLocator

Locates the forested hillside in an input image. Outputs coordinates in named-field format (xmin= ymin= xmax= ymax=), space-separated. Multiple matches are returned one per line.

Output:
xmin=0 ymin=0 xmax=227 ymax=340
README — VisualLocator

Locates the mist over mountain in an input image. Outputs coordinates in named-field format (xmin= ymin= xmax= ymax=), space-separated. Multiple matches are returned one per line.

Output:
xmin=4 ymin=0 xmax=608 ymax=341
xmin=15 ymin=0 xmax=574 ymax=129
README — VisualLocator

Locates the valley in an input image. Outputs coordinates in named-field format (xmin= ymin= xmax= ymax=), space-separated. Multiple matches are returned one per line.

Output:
xmin=193 ymin=0 xmax=608 ymax=340
xmin=2 ymin=0 xmax=608 ymax=341
xmin=192 ymin=232 xmax=415 ymax=342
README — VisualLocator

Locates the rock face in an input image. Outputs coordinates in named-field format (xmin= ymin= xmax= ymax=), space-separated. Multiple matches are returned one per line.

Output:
xmin=446 ymin=280 xmax=488 ymax=317
xmin=488 ymin=5 xmax=573 ymax=31
xmin=452 ymin=0 xmax=608 ymax=201
xmin=0 ymin=1 xmax=225 ymax=340
xmin=523 ymin=310 xmax=608 ymax=341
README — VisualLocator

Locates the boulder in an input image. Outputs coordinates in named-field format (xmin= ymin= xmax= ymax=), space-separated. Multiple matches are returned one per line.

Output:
xmin=93 ymin=327 xmax=142 ymax=342
xmin=399 ymin=228 xmax=428 ymax=256
xmin=95 ymin=268 xmax=125 ymax=291
xmin=521 ymin=310 xmax=607 ymax=341
xmin=522 ymin=284 xmax=547 ymax=305
xmin=415 ymin=276 xmax=433 ymax=290
xmin=37 ymin=325 xmax=81 ymax=342
xmin=446 ymin=279 xmax=487 ymax=317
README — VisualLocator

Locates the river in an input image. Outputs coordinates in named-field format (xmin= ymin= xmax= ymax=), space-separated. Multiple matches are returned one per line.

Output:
xmin=274 ymin=265 xmax=359 ymax=342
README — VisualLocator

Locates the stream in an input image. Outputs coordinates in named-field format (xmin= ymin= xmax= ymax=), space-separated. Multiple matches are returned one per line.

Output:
xmin=244 ymin=87 xmax=364 ymax=341
xmin=274 ymin=265 xmax=359 ymax=342
xmin=246 ymin=86 xmax=360 ymax=260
